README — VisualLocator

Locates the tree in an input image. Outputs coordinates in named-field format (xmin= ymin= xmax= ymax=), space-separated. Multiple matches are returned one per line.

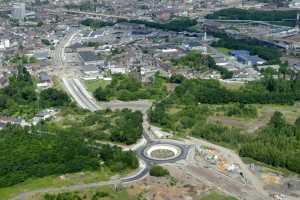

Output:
xmin=279 ymin=61 xmax=288 ymax=79
xmin=269 ymin=111 xmax=286 ymax=128
xmin=93 ymin=87 xmax=109 ymax=101
xmin=0 ymin=95 xmax=8 ymax=109
xmin=295 ymin=117 xmax=300 ymax=126
xmin=170 ymin=74 xmax=185 ymax=84
xmin=41 ymin=39 xmax=51 ymax=46
xmin=40 ymin=88 xmax=70 ymax=107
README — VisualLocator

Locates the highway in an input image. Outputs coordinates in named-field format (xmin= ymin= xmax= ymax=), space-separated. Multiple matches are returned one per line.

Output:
xmin=63 ymin=78 xmax=100 ymax=111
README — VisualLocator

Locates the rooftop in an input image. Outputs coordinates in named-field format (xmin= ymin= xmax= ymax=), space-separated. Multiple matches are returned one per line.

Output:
xmin=78 ymin=51 xmax=99 ymax=62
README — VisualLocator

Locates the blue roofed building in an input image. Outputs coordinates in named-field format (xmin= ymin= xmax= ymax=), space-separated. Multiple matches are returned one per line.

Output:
xmin=229 ymin=50 xmax=266 ymax=66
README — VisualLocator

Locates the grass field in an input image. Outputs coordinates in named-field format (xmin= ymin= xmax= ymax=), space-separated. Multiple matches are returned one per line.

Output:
xmin=208 ymin=103 xmax=300 ymax=134
xmin=0 ymin=168 xmax=117 ymax=200
xmin=200 ymin=192 xmax=238 ymax=200
xmin=220 ymin=81 xmax=244 ymax=90
xmin=257 ymin=103 xmax=300 ymax=124
xmin=217 ymin=47 xmax=230 ymax=55
xmin=51 ymin=76 xmax=64 ymax=91
xmin=31 ymin=186 xmax=140 ymax=200
xmin=84 ymin=79 xmax=111 ymax=93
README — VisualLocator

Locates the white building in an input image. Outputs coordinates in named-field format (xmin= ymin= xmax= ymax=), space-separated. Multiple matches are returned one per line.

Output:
xmin=289 ymin=0 xmax=300 ymax=8
xmin=0 ymin=39 xmax=10 ymax=50
xmin=12 ymin=3 xmax=26 ymax=21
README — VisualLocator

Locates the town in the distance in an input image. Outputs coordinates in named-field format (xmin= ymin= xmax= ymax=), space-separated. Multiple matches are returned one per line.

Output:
xmin=0 ymin=0 xmax=300 ymax=200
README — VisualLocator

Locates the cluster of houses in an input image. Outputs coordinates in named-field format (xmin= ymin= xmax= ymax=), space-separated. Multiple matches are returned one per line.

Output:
xmin=0 ymin=108 xmax=58 ymax=130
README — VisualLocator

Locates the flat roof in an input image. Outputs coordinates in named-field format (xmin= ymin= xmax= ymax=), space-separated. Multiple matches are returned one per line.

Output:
xmin=78 ymin=51 xmax=99 ymax=62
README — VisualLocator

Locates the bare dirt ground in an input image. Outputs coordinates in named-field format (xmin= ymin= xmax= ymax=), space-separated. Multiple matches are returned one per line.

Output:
xmin=128 ymin=167 xmax=211 ymax=200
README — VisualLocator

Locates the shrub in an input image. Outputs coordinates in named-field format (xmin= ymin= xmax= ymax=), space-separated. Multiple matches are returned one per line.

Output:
xmin=149 ymin=166 xmax=169 ymax=177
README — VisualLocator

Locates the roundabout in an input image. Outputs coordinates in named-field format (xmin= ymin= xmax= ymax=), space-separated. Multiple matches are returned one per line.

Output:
xmin=136 ymin=140 xmax=190 ymax=165
xmin=144 ymin=144 xmax=182 ymax=161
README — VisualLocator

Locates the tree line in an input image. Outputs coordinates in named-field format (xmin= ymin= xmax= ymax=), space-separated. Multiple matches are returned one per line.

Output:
xmin=81 ymin=18 xmax=114 ymax=29
xmin=171 ymin=76 xmax=300 ymax=105
xmin=126 ymin=17 xmax=198 ymax=32
xmin=206 ymin=8 xmax=298 ymax=27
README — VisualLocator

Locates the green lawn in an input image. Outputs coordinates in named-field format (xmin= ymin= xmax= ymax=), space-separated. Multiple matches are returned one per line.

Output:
xmin=0 ymin=168 xmax=116 ymax=200
xmin=200 ymin=192 xmax=238 ymax=200
xmin=217 ymin=47 xmax=230 ymax=55
xmin=52 ymin=76 xmax=64 ymax=91
xmin=220 ymin=81 xmax=244 ymax=91
xmin=84 ymin=79 xmax=111 ymax=93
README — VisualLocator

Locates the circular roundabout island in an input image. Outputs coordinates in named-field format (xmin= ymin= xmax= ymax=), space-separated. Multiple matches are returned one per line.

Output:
xmin=142 ymin=143 xmax=183 ymax=162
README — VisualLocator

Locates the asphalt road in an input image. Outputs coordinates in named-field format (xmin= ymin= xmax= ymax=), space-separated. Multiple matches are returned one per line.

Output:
xmin=63 ymin=78 xmax=100 ymax=111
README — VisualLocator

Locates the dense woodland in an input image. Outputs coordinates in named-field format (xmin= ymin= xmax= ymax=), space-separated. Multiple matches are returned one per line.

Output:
xmin=93 ymin=73 xmax=167 ymax=101
xmin=0 ymin=126 xmax=138 ymax=188
xmin=206 ymin=8 xmax=298 ymax=27
xmin=172 ymin=51 xmax=233 ymax=79
xmin=0 ymin=65 xmax=70 ymax=118
xmin=149 ymin=76 xmax=300 ymax=173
